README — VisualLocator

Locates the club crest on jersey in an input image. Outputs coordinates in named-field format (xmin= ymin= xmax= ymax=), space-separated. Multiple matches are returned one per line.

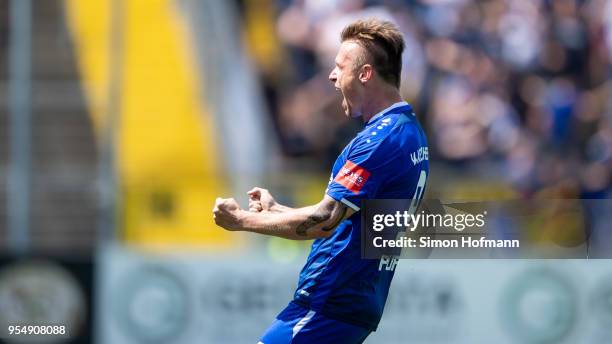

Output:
xmin=335 ymin=160 xmax=371 ymax=193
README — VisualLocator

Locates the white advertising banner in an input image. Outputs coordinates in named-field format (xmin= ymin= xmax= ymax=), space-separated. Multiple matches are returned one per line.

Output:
xmin=97 ymin=245 xmax=612 ymax=344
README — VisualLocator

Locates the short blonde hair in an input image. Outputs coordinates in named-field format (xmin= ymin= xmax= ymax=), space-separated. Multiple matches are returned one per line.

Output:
xmin=341 ymin=19 xmax=405 ymax=88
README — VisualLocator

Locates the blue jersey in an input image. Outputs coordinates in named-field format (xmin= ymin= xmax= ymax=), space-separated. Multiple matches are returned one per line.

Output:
xmin=289 ymin=101 xmax=429 ymax=331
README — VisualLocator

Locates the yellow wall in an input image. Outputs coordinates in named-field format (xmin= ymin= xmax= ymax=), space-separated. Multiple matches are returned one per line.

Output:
xmin=65 ymin=0 xmax=236 ymax=248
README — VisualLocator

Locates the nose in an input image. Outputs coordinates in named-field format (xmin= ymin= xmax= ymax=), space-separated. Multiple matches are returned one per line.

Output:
xmin=329 ymin=68 xmax=337 ymax=84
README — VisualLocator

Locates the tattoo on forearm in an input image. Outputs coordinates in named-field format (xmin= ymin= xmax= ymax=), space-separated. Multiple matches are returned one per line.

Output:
xmin=322 ymin=207 xmax=347 ymax=232
xmin=295 ymin=203 xmax=347 ymax=236
xmin=296 ymin=207 xmax=329 ymax=236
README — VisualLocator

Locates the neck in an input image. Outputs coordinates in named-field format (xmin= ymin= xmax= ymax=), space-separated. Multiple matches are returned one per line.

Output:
xmin=360 ymin=88 xmax=403 ymax=123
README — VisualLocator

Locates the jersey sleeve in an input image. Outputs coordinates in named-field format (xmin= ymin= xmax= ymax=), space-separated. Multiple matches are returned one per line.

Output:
xmin=326 ymin=137 xmax=399 ymax=211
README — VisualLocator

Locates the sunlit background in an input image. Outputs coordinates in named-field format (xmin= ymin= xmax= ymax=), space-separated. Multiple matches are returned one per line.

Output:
xmin=0 ymin=0 xmax=611 ymax=343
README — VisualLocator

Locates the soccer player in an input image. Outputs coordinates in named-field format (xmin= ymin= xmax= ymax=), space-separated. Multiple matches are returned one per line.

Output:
xmin=213 ymin=19 xmax=429 ymax=344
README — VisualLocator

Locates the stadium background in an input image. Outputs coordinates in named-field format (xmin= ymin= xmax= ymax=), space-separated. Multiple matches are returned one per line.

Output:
xmin=0 ymin=0 xmax=610 ymax=343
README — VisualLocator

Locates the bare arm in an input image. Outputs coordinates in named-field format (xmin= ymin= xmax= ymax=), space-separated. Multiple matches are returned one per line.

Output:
xmin=267 ymin=203 xmax=294 ymax=213
xmin=247 ymin=187 xmax=294 ymax=213
xmin=213 ymin=195 xmax=354 ymax=240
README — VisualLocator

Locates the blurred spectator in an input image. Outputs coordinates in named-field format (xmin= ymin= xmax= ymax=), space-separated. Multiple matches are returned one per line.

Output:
xmin=243 ymin=0 xmax=611 ymax=198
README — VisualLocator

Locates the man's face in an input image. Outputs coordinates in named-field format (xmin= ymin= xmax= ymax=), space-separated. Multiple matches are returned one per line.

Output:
xmin=329 ymin=41 xmax=366 ymax=118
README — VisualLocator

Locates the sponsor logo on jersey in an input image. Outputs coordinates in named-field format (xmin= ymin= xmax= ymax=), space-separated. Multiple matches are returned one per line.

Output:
xmin=334 ymin=160 xmax=371 ymax=194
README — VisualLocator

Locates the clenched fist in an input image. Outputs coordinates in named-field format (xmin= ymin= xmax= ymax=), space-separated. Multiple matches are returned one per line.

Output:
xmin=212 ymin=197 xmax=244 ymax=231
xmin=247 ymin=187 xmax=278 ymax=212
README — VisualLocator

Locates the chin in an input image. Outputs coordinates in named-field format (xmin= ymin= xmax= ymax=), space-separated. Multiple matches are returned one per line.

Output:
xmin=342 ymin=107 xmax=350 ymax=117
xmin=342 ymin=99 xmax=360 ymax=118
xmin=341 ymin=100 xmax=349 ymax=116
xmin=347 ymin=108 xmax=362 ymax=118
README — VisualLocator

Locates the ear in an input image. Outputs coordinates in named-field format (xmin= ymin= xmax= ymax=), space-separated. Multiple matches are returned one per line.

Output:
xmin=358 ymin=64 xmax=373 ymax=84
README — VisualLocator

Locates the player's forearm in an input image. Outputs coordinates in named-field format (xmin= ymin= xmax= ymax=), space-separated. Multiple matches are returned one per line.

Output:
xmin=269 ymin=203 xmax=294 ymax=213
xmin=239 ymin=205 xmax=331 ymax=240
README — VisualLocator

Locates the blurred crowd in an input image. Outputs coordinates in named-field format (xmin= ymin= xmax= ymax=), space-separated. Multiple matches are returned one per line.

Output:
xmin=246 ymin=0 xmax=611 ymax=199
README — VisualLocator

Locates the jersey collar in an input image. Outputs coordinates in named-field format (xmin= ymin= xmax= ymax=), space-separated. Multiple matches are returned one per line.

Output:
xmin=366 ymin=101 xmax=412 ymax=125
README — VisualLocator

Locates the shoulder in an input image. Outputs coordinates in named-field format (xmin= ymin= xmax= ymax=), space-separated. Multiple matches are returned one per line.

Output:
xmin=356 ymin=113 xmax=421 ymax=150
xmin=346 ymin=123 xmax=397 ymax=166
